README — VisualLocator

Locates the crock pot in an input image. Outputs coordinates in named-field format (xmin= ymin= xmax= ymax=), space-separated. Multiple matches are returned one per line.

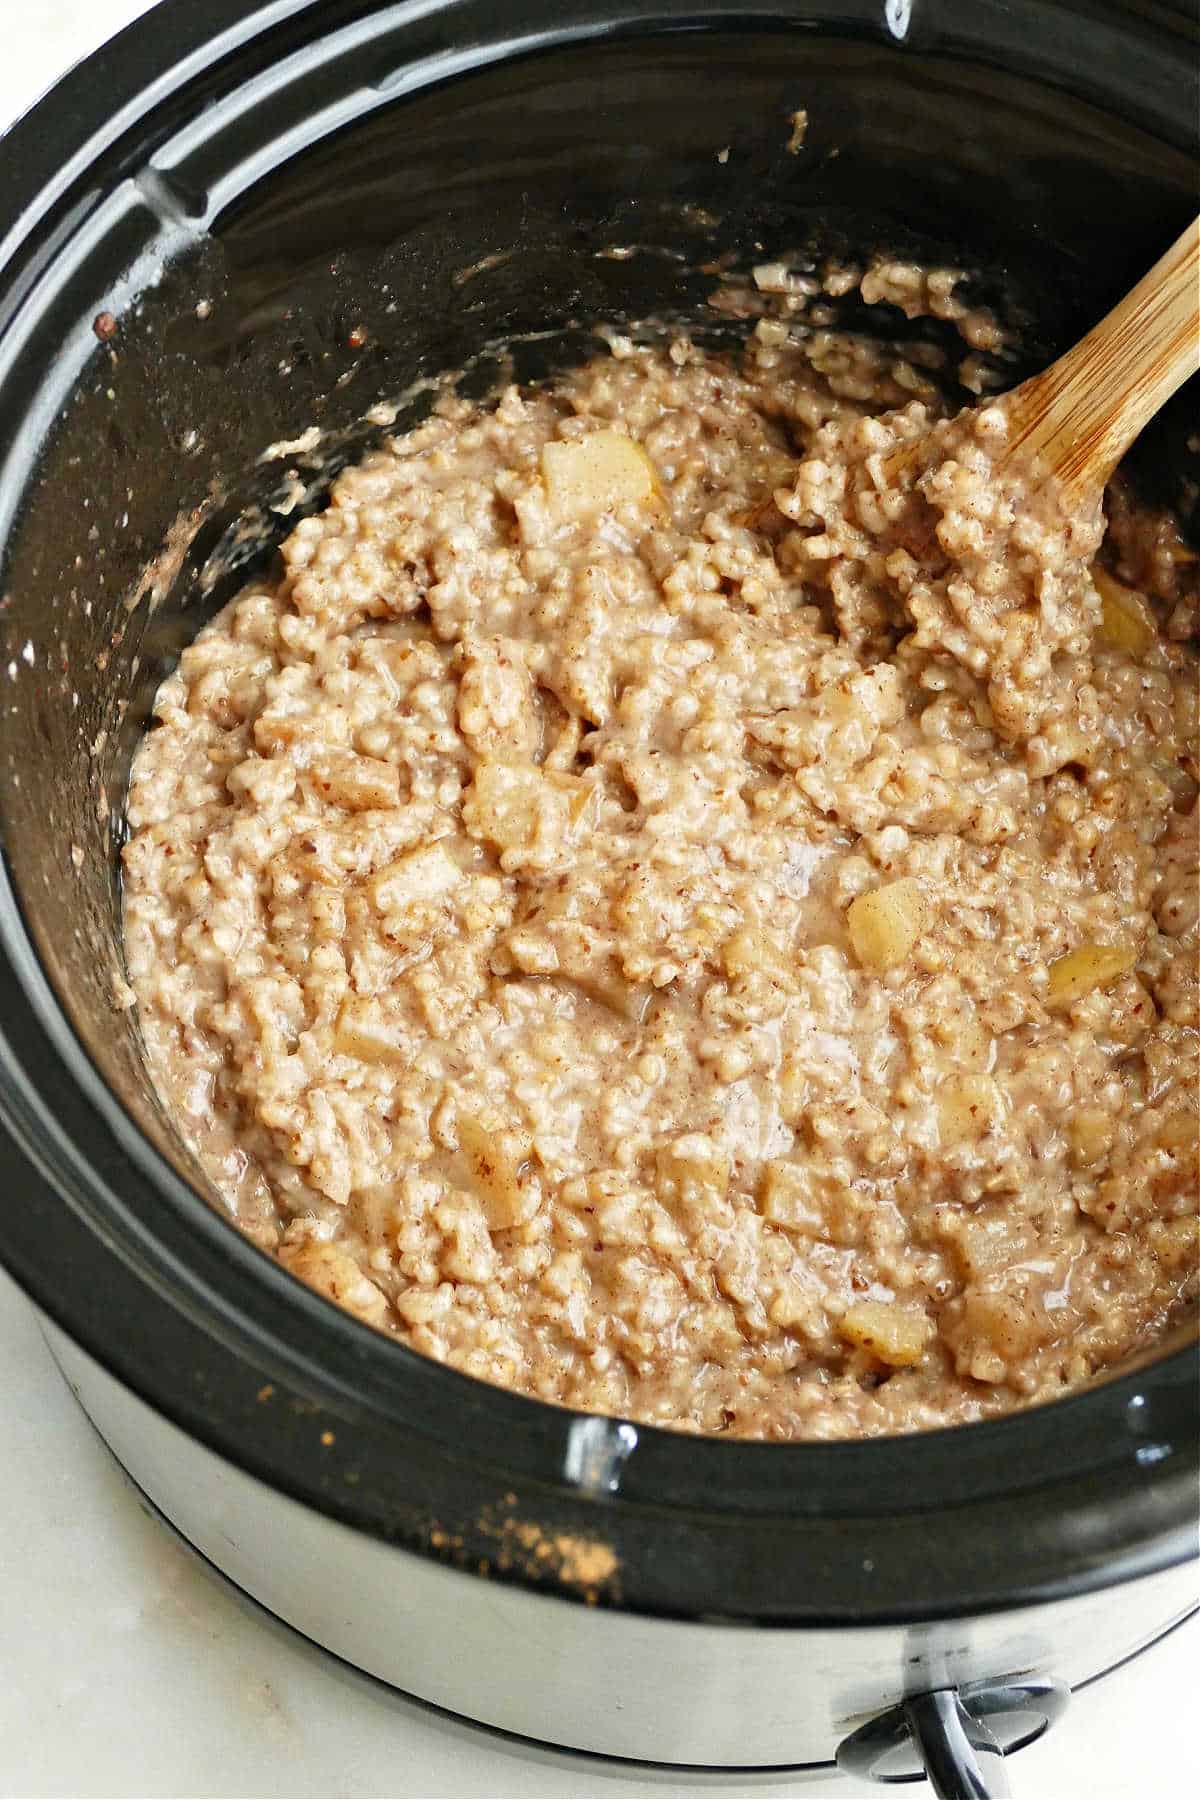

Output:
xmin=0 ymin=2 xmax=1196 ymax=1792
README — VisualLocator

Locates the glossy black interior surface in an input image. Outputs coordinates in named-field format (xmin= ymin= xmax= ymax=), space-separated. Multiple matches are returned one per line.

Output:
xmin=0 ymin=0 xmax=1196 ymax=1621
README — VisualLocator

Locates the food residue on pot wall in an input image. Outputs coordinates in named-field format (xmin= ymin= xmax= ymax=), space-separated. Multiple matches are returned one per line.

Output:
xmin=426 ymin=1495 xmax=620 ymax=1604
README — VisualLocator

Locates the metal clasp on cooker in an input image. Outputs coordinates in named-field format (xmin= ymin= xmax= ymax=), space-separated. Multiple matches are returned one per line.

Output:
xmin=836 ymin=1675 xmax=1070 ymax=1798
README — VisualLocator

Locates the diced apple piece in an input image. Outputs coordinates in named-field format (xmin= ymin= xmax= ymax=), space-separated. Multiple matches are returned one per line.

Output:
xmin=1067 ymin=1106 xmax=1115 ymax=1169
xmin=310 ymin=751 xmax=401 ymax=811
xmin=768 ymin=1283 xmax=820 ymax=1333
xmin=309 ymin=885 xmax=347 ymax=942
xmin=334 ymin=997 xmax=403 ymax=1064
xmin=280 ymin=1240 xmax=390 ymax=1328
xmin=1046 ymin=940 xmax=1137 ymax=1009
xmin=456 ymin=637 xmax=537 ymax=760
xmin=839 ymin=1300 xmax=932 ymax=1367
xmin=759 ymin=1161 xmax=824 ymax=1234
xmin=959 ymin=1289 xmax=1043 ymax=1363
xmin=254 ymin=707 xmax=351 ymax=754
xmin=541 ymin=431 xmax=661 ymax=522
xmin=571 ymin=964 xmax=652 ymax=1022
xmin=1092 ymin=567 xmax=1156 ymax=658
xmin=369 ymin=843 xmax=461 ymax=913
xmin=937 ymin=1072 xmax=1004 ymax=1146
xmin=933 ymin=1013 xmax=992 ymax=1069
xmin=433 ymin=1192 xmax=498 ymax=1285
xmin=552 ymin=937 xmax=650 ymax=1021
xmin=463 ymin=758 xmax=593 ymax=855
xmin=456 ymin=1111 xmax=540 ymax=1230
xmin=847 ymin=878 xmax=926 ymax=972
xmin=721 ymin=926 xmax=796 ymax=987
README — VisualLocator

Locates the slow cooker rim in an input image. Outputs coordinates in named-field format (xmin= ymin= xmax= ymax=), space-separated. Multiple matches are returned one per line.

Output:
xmin=0 ymin=0 xmax=1196 ymax=1623
xmin=1 ymin=0 xmax=1195 ymax=300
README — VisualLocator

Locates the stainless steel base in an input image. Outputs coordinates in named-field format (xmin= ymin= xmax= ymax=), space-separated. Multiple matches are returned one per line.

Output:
xmin=45 ymin=1323 xmax=1199 ymax=1768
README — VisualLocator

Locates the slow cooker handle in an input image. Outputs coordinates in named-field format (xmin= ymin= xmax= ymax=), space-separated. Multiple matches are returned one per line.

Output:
xmin=836 ymin=1675 xmax=1070 ymax=1797
xmin=904 ymin=1690 xmax=1011 ymax=1799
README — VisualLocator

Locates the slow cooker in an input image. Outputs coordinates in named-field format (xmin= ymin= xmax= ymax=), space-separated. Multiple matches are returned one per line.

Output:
xmin=0 ymin=2 xmax=1196 ymax=1793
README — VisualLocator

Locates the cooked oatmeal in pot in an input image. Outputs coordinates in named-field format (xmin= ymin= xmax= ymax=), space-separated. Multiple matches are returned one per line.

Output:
xmin=123 ymin=282 xmax=1199 ymax=1439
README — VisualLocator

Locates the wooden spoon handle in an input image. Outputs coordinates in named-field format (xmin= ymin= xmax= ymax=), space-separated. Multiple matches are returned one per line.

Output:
xmin=1002 ymin=216 xmax=1199 ymax=506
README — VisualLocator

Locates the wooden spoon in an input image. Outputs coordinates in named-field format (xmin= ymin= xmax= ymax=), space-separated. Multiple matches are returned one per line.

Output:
xmin=885 ymin=216 xmax=1200 ymax=508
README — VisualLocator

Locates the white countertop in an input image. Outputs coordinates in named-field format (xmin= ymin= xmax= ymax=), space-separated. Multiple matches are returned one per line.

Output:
xmin=1 ymin=8 xmax=1197 ymax=1796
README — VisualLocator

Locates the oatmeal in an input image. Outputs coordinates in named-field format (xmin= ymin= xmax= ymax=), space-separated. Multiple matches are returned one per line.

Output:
xmin=122 ymin=298 xmax=1198 ymax=1439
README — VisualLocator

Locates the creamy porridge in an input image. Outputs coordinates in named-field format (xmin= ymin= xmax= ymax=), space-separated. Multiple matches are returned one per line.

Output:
xmin=122 ymin=270 xmax=1198 ymax=1439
